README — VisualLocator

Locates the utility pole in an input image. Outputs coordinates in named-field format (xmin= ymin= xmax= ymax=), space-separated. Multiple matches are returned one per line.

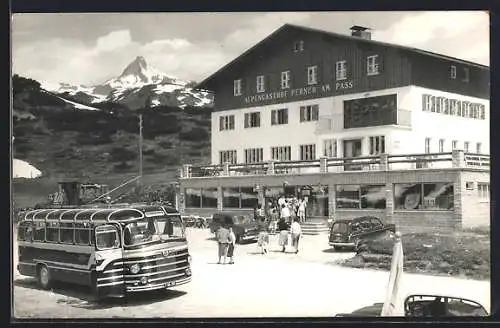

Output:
xmin=138 ymin=114 xmax=143 ymax=191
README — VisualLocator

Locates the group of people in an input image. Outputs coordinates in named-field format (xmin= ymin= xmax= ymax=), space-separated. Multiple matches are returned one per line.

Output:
xmin=215 ymin=225 xmax=236 ymax=264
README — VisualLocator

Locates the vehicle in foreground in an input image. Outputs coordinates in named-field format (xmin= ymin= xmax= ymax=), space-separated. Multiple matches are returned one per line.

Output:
xmin=336 ymin=294 xmax=489 ymax=317
xmin=328 ymin=216 xmax=396 ymax=251
xmin=210 ymin=212 xmax=259 ymax=243
xmin=16 ymin=204 xmax=192 ymax=299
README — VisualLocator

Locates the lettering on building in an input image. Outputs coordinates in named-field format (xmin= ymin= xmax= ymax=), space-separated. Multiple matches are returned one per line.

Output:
xmin=244 ymin=84 xmax=332 ymax=104
xmin=335 ymin=80 xmax=354 ymax=90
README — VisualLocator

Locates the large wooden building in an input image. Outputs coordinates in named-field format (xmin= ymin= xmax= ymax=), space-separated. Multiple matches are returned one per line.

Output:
xmin=176 ymin=24 xmax=490 ymax=231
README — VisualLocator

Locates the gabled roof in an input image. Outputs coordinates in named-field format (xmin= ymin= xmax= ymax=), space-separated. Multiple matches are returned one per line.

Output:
xmin=196 ymin=23 xmax=489 ymax=90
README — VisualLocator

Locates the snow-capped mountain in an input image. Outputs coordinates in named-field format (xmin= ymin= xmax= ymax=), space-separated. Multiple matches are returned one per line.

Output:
xmin=41 ymin=56 xmax=213 ymax=110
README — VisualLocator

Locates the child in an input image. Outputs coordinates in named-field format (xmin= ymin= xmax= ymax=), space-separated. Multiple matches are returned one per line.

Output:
xmin=227 ymin=226 xmax=236 ymax=264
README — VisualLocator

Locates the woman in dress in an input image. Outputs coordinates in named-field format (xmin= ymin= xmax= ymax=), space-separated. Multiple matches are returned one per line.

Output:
xmin=227 ymin=227 xmax=236 ymax=264
xmin=277 ymin=216 xmax=290 ymax=252
xmin=257 ymin=217 xmax=269 ymax=254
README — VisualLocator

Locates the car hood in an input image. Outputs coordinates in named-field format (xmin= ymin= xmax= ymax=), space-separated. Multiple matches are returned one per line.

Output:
xmin=235 ymin=222 xmax=259 ymax=230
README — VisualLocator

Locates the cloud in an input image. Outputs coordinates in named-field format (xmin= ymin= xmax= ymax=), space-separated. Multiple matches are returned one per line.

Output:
xmin=373 ymin=11 xmax=489 ymax=65
xmin=95 ymin=29 xmax=133 ymax=52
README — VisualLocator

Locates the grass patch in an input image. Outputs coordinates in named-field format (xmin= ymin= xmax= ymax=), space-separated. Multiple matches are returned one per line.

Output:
xmin=342 ymin=230 xmax=490 ymax=280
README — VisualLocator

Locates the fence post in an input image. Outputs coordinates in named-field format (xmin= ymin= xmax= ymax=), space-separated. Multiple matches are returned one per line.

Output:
xmin=267 ymin=160 xmax=275 ymax=175
xmin=320 ymin=157 xmax=328 ymax=173
xmin=223 ymin=162 xmax=230 ymax=176
xmin=217 ymin=186 xmax=223 ymax=211
xmin=183 ymin=164 xmax=192 ymax=178
xmin=452 ymin=149 xmax=465 ymax=168
xmin=380 ymin=154 xmax=389 ymax=171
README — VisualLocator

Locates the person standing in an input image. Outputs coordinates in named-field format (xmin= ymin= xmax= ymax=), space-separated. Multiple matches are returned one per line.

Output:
xmin=216 ymin=224 xmax=231 ymax=264
xmin=290 ymin=218 xmax=302 ymax=254
xmin=298 ymin=198 xmax=306 ymax=223
xmin=227 ymin=227 xmax=236 ymax=264
xmin=277 ymin=217 xmax=290 ymax=252
xmin=257 ymin=217 xmax=269 ymax=254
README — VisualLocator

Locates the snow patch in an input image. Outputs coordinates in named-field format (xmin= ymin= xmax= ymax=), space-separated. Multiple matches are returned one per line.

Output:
xmin=155 ymin=84 xmax=184 ymax=93
xmin=13 ymin=158 xmax=42 ymax=179
xmin=56 ymin=96 xmax=100 ymax=111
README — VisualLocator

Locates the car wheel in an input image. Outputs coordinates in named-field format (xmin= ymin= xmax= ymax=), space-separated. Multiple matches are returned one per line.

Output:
xmin=236 ymin=235 xmax=243 ymax=244
xmin=37 ymin=264 xmax=51 ymax=290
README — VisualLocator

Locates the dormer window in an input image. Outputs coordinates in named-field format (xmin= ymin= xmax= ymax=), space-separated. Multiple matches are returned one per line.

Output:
xmin=293 ymin=40 xmax=304 ymax=52
xmin=256 ymin=75 xmax=265 ymax=93
xmin=463 ymin=67 xmax=469 ymax=82
xmin=233 ymin=79 xmax=242 ymax=96
xmin=307 ymin=66 xmax=318 ymax=85
xmin=336 ymin=60 xmax=347 ymax=80
xmin=367 ymin=55 xmax=379 ymax=76
xmin=450 ymin=65 xmax=457 ymax=79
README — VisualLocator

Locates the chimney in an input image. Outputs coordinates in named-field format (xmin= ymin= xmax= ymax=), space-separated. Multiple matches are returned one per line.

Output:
xmin=350 ymin=25 xmax=372 ymax=40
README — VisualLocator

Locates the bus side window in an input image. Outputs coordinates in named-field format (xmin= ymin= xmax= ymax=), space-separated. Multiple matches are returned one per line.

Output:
xmin=17 ymin=222 xmax=32 ymax=241
xmin=95 ymin=225 xmax=120 ymax=250
xmin=46 ymin=222 xmax=59 ymax=242
xmin=60 ymin=222 xmax=74 ymax=244
xmin=33 ymin=221 xmax=46 ymax=242
xmin=75 ymin=222 xmax=91 ymax=245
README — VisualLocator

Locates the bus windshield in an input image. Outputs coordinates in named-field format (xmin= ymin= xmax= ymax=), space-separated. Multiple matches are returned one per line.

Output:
xmin=124 ymin=215 xmax=185 ymax=246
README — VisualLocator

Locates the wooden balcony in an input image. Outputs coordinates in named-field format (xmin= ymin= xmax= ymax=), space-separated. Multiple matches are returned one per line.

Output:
xmin=179 ymin=150 xmax=489 ymax=179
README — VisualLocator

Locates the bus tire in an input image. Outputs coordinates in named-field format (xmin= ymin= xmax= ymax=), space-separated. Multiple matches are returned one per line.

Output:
xmin=37 ymin=264 xmax=51 ymax=290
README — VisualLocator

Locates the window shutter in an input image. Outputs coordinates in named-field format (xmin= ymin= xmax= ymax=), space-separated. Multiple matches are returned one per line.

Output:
xmin=422 ymin=95 xmax=427 ymax=111
xmin=271 ymin=111 xmax=276 ymax=125
xmin=300 ymin=107 xmax=305 ymax=122
xmin=284 ymin=109 xmax=288 ymax=124
xmin=256 ymin=112 xmax=261 ymax=127
xmin=312 ymin=105 xmax=319 ymax=120
xmin=219 ymin=116 xmax=224 ymax=130
xmin=230 ymin=115 xmax=235 ymax=129
xmin=244 ymin=113 xmax=249 ymax=128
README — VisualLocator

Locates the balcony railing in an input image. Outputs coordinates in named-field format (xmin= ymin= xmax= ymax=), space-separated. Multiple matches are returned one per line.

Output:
xmin=316 ymin=109 xmax=412 ymax=134
xmin=180 ymin=151 xmax=489 ymax=179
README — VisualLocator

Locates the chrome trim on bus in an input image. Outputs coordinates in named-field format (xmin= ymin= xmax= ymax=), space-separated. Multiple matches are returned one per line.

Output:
xmin=103 ymin=268 xmax=124 ymax=274
xmin=107 ymin=208 xmax=144 ymax=222
xmin=123 ymin=246 xmax=188 ymax=259
xmin=18 ymin=261 xmax=36 ymax=266
xmin=18 ymin=241 xmax=93 ymax=253
xmin=32 ymin=259 xmax=91 ymax=270
xmin=125 ymin=265 xmax=189 ymax=280
xmin=140 ymin=259 xmax=186 ymax=271
xmin=126 ymin=277 xmax=191 ymax=292
xmin=97 ymin=280 xmax=124 ymax=288
xmin=97 ymin=275 xmax=123 ymax=282
xmin=123 ymin=252 xmax=188 ymax=265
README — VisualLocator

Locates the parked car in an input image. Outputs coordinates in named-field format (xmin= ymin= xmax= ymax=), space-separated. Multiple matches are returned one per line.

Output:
xmin=328 ymin=216 xmax=396 ymax=251
xmin=210 ymin=212 xmax=260 ymax=243
xmin=336 ymin=294 xmax=488 ymax=317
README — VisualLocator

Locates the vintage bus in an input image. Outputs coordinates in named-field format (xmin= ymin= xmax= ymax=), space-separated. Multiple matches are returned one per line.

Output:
xmin=16 ymin=204 xmax=192 ymax=299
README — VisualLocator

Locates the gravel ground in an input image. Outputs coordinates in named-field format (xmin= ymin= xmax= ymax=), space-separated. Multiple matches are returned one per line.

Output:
xmin=12 ymin=228 xmax=491 ymax=319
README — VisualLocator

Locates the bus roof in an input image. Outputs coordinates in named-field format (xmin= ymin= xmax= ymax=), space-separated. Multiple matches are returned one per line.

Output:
xmin=22 ymin=205 xmax=179 ymax=223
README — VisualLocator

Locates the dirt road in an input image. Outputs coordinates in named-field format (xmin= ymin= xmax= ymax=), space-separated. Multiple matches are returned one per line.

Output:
xmin=12 ymin=228 xmax=491 ymax=318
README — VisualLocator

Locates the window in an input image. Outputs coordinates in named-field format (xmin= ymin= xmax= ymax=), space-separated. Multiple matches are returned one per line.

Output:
xmin=300 ymin=104 xmax=319 ymax=122
xmin=344 ymin=94 xmax=397 ymax=129
xmin=464 ymin=142 xmax=470 ymax=153
xmin=185 ymin=188 xmax=201 ymax=208
xmin=75 ymin=222 xmax=91 ymax=245
xmin=281 ymin=71 xmax=291 ymax=89
xmin=244 ymin=112 xmax=261 ymax=128
xmin=307 ymin=66 xmax=318 ymax=85
xmin=299 ymin=144 xmax=316 ymax=160
xmin=256 ymin=75 xmax=265 ymax=93
xmin=450 ymin=65 xmax=457 ymax=79
xmin=463 ymin=67 xmax=469 ymax=82
xmin=466 ymin=182 xmax=474 ymax=190
xmin=369 ymin=136 xmax=386 ymax=155
xmin=244 ymin=148 xmax=264 ymax=163
xmin=219 ymin=150 xmax=237 ymax=164
xmin=222 ymin=187 xmax=240 ymax=208
xmin=336 ymin=60 xmax=347 ymax=80
xmin=33 ymin=221 xmax=45 ymax=241
xmin=436 ymin=97 xmax=444 ymax=113
xmin=59 ymin=222 xmax=74 ymax=244
xmin=478 ymin=183 xmax=490 ymax=198
xmin=293 ymin=40 xmax=304 ymax=52
xmin=367 ymin=55 xmax=379 ymax=76
xmin=240 ymin=187 xmax=259 ymax=208
xmin=449 ymin=99 xmax=457 ymax=115
xmin=222 ymin=187 xmax=258 ymax=209
xmin=456 ymin=100 xmax=462 ymax=116
xmin=335 ymin=185 xmax=387 ymax=209
xmin=323 ymin=139 xmax=337 ymax=157
xmin=394 ymin=183 xmax=454 ymax=210
xmin=271 ymin=108 xmax=288 ymax=125
xmin=17 ymin=221 xmax=32 ymax=241
xmin=271 ymin=146 xmax=291 ymax=161
xmin=425 ymin=138 xmax=431 ymax=154
xmin=439 ymin=139 xmax=445 ymax=152
xmin=233 ymin=79 xmax=242 ymax=96
xmin=201 ymin=188 xmax=218 ymax=208
xmin=219 ymin=115 xmax=235 ymax=131
xmin=480 ymin=105 xmax=486 ymax=119
xmin=452 ymin=140 xmax=458 ymax=150
xmin=476 ymin=142 xmax=482 ymax=154
xmin=422 ymin=94 xmax=433 ymax=112
xmin=443 ymin=99 xmax=450 ymax=114
xmin=46 ymin=221 xmax=59 ymax=242
xmin=95 ymin=225 xmax=120 ymax=250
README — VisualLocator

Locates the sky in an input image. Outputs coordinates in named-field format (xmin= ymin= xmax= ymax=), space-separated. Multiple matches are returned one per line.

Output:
xmin=11 ymin=11 xmax=490 ymax=86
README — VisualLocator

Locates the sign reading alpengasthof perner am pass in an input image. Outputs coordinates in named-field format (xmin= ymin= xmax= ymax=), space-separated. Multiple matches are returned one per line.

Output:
xmin=243 ymin=81 xmax=353 ymax=105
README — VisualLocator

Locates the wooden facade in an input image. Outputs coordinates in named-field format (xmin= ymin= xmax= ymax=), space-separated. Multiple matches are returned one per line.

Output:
xmin=197 ymin=24 xmax=489 ymax=111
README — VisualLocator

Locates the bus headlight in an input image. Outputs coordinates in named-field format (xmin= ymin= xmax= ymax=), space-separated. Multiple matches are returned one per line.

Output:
xmin=129 ymin=263 xmax=141 ymax=274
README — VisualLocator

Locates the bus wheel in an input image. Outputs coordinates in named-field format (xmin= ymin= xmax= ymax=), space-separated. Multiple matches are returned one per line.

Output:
xmin=37 ymin=264 xmax=51 ymax=290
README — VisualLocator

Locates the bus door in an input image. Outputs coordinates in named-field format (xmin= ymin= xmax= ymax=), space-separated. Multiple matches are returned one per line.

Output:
xmin=93 ymin=223 xmax=124 ymax=298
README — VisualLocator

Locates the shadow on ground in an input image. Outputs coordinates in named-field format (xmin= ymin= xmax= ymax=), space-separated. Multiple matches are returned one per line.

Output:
xmin=14 ymin=278 xmax=186 ymax=310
